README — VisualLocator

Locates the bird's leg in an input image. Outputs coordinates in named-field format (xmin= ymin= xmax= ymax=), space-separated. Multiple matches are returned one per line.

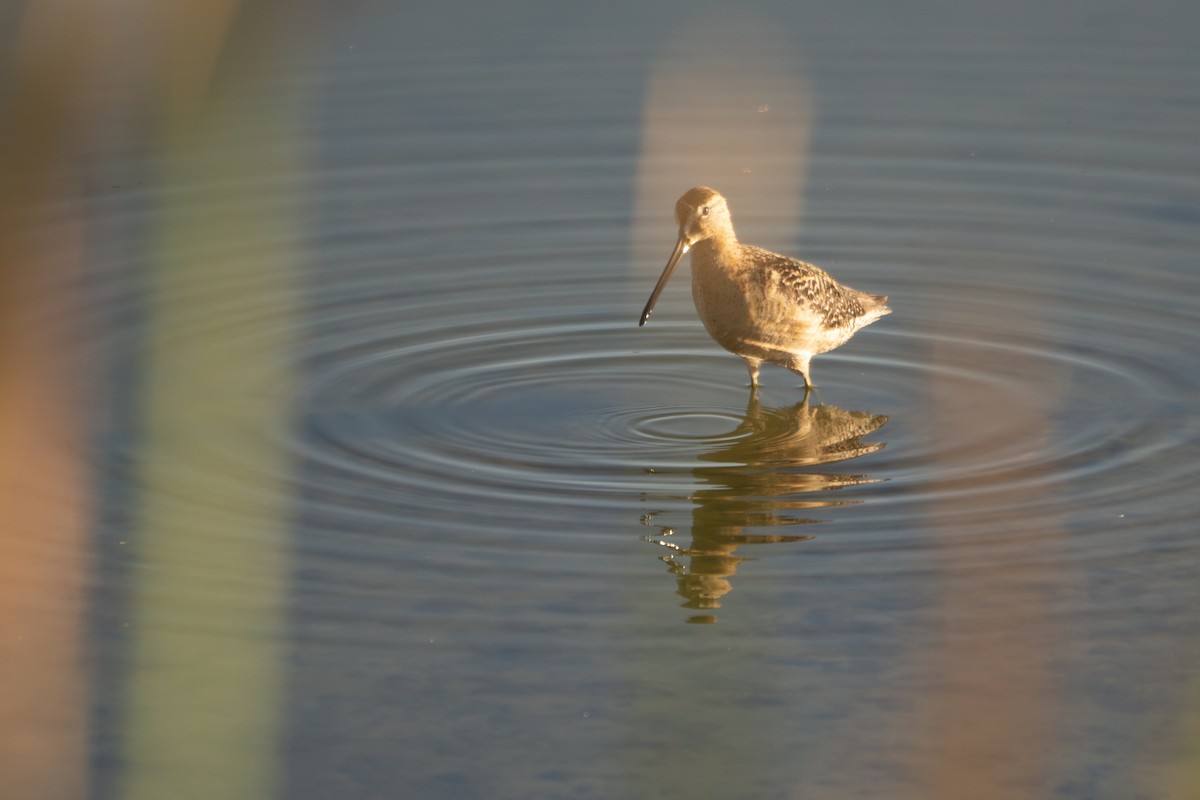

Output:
xmin=791 ymin=355 xmax=813 ymax=391
xmin=742 ymin=357 xmax=762 ymax=389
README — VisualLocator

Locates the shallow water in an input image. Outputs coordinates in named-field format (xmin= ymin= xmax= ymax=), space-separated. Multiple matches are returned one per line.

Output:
xmin=6 ymin=2 xmax=1200 ymax=799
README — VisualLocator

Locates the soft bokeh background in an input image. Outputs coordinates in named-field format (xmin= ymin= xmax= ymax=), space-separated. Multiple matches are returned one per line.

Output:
xmin=2 ymin=1 xmax=1198 ymax=798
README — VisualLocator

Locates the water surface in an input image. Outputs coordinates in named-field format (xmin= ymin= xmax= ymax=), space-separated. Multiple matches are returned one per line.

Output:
xmin=5 ymin=2 xmax=1200 ymax=799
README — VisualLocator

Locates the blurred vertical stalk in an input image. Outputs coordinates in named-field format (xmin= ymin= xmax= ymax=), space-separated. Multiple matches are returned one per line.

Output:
xmin=0 ymin=1 xmax=101 ymax=797
xmin=909 ymin=293 xmax=1070 ymax=798
xmin=632 ymin=13 xmax=813 ymax=280
xmin=116 ymin=3 xmax=303 ymax=799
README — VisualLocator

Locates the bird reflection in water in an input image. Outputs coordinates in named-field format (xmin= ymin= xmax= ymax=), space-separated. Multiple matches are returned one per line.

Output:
xmin=642 ymin=394 xmax=887 ymax=623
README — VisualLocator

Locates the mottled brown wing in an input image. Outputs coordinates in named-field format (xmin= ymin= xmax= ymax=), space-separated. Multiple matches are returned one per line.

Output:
xmin=747 ymin=246 xmax=867 ymax=329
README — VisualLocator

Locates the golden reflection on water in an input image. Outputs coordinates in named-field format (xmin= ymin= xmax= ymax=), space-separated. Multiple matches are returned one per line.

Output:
xmin=644 ymin=395 xmax=887 ymax=623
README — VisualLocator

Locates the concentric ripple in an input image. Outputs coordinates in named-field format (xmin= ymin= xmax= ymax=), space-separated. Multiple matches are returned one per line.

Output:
xmin=70 ymin=19 xmax=1199 ymax=607
xmin=288 ymin=186 xmax=1200 ymax=583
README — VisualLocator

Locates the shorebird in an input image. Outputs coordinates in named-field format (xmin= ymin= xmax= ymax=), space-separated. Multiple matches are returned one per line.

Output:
xmin=639 ymin=186 xmax=890 ymax=390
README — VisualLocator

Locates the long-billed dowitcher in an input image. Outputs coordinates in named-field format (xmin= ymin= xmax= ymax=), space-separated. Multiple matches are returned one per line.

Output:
xmin=639 ymin=186 xmax=890 ymax=389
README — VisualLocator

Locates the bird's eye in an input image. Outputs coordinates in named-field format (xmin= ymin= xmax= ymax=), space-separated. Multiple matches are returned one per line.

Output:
xmin=700 ymin=206 xmax=710 ymax=217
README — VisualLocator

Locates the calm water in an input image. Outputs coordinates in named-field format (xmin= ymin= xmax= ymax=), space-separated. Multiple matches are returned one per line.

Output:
xmin=7 ymin=2 xmax=1200 ymax=799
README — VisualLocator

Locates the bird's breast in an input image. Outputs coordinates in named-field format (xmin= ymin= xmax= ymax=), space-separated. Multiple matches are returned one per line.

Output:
xmin=689 ymin=248 xmax=812 ymax=355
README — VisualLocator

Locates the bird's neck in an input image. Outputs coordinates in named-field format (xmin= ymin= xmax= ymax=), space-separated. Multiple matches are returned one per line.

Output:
xmin=696 ymin=231 xmax=739 ymax=258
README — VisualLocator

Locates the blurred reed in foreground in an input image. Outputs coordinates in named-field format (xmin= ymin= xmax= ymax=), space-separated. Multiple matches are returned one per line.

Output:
xmin=2 ymin=1 xmax=310 ymax=798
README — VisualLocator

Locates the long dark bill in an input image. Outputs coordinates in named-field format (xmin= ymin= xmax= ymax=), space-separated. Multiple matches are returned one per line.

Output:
xmin=638 ymin=236 xmax=689 ymax=326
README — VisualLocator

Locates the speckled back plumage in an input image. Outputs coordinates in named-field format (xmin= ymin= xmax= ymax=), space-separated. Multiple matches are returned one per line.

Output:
xmin=741 ymin=245 xmax=888 ymax=332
